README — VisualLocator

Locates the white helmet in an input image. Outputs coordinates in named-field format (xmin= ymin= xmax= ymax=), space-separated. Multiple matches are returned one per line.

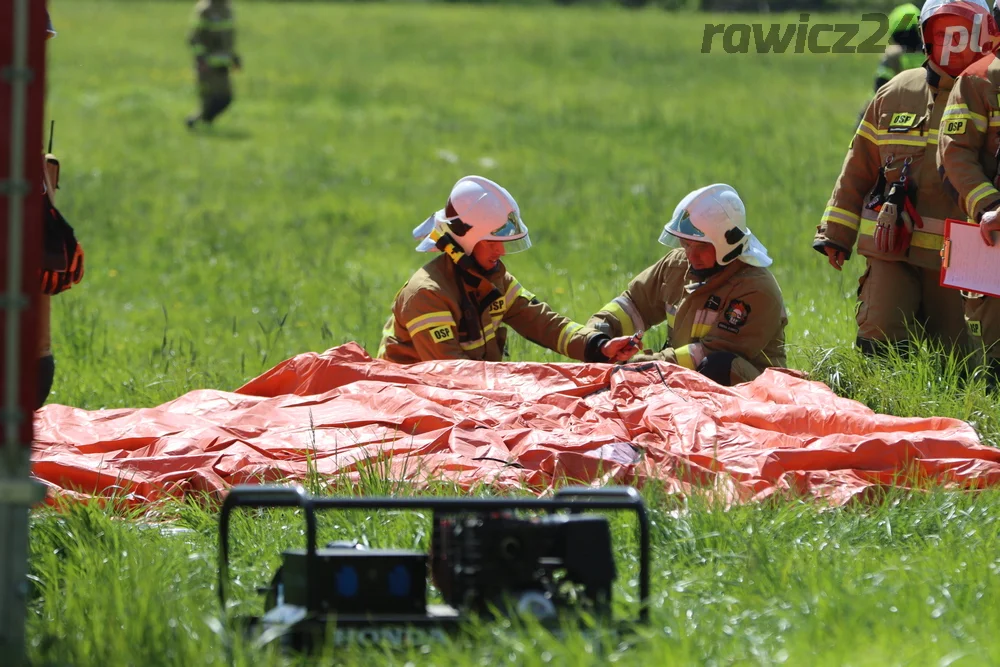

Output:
xmin=413 ymin=176 xmax=531 ymax=255
xmin=658 ymin=184 xmax=772 ymax=268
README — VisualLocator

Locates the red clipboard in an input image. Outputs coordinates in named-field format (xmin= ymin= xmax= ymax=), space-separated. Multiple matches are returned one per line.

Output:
xmin=940 ymin=218 xmax=1000 ymax=298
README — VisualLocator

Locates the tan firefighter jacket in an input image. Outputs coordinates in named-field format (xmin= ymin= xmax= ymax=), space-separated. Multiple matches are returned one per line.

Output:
xmin=815 ymin=62 xmax=963 ymax=270
xmin=378 ymin=253 xmax=611 ymax=364
xmin=587 ymin=248 xmax=787 ymax=373
xmin=938 ymin=53 xmax=1000 ymax=223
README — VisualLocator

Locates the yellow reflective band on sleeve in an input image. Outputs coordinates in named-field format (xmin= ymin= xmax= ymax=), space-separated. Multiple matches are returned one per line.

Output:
xmin=856 ymin=121 xmax=879 ymax=144
xmin=556 ymin=323 xmax=585 ymax=357
xmin=405 ymin=311 xmax=455 ymax=335
xmin=942 ymin=105 xmax=987 ymax=132
xmin=504 ymin=280 xmax=524 ymax=304
xmin=967 ymin=182 xmax=1000 ymax=215
xmin=822 ymin=206 xmax=861 ymax=231
xmin=598 ymin=301 xmax=634 ymax=337
xmin=674 ymin=345 xmax=697 ymax=370
xmin=191 ymin=44 xmax=207 ymax=55
xmin=988 ymin=111 xmax=1000 ymax=128
xmin=691 ymin=323 xmax=712 ymax=338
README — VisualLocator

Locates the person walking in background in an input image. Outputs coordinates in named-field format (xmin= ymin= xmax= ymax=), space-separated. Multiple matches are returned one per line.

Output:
xmin=186 ymin=0 xmax=242 ymax=129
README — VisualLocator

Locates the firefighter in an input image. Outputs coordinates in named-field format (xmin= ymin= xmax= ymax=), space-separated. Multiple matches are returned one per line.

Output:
xmin=587 ymin=184 xmax=788 ymax=387
xmin=377 ymin=176 xmax=639 ymax=364
xmin=936 ymin=0 xmax=1000 ymax=385
xmin=814 ymin=0 xmax=998 ymax=358
xmin=875 ymin=4 xmax=925 ymax=92
xmin=37 ymin=9 xmax=85 ymax=408
xmin=185 ymin=0 xmax=241 ymax=129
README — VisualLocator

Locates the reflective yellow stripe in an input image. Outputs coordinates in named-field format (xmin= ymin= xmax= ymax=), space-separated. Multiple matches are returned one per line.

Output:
xmin=191 ymin=44 xmax=207 ymax=55
xmin=205 ymin=54 xmax=234 ymax=67
xmin=459 ymin=321 xmax=499 ymax=351
xmin=875 ymin=133 xmax=926 ymax=147
xmin=691 ymin=323 xmax=712 ymax=338
xmin=556 ymin=323 xmax=584 ymax=357
xmin=859 ymin=220 xmax=943 ymax=250
xmin=911 ymin=232 xmax=944 ymax=250
xmin=406 ymin=311 xmax=455 ymax=335
xmin=504 ymin=280 xmax=524 ymax=305
xmin=856 ymin=121 xmax=879 ymax=144
xmin=196 ymin=19 xmax=234 ymax=30
xmin=967 ymin=182 xmax=1000 ymax=215
xmin=822 ymin=206 xmax=861 ymax=231
xmin=666 ymin=312 xmax=676 ymax=328
xmin=942 ymin=105 xmax=987 ymax=131
xmin=675 ymin=345 xmax=697 ymax=370
xmin=597 ymin=302 xmax=634 ymax=337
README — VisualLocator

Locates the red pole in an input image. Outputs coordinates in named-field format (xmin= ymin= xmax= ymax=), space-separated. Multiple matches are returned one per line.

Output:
xmin=0 ymin=0 xmax=48 ymax=663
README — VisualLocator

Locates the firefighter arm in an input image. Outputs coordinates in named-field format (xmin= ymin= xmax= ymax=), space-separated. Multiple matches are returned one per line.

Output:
xmin=938 ymin=76 xmax=1000 ymax=222
xmin=587 ymin=259 xmax=670 ymax=338
xmin=503 ymin=284 xmax=611 ymax=362
xmin=814 ymin=98 xmax=882 ymax=258
xmin=399 ymin=291 xmax=469 ymax=362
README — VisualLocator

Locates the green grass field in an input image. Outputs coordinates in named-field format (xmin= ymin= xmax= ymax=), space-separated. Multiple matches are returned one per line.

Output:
xmin=25 ymin=1 xmax=1000 ymax=664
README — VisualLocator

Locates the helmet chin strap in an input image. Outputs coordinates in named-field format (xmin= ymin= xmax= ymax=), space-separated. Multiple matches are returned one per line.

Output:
xmin=427 ymin=223 xmax=505 ymax=318
xmin=690 ymin=263 xmax=725 ymax=281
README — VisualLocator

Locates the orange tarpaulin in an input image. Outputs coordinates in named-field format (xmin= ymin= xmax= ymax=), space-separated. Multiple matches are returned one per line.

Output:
xmin=31 ymin=343 xmax=1000 ymax=507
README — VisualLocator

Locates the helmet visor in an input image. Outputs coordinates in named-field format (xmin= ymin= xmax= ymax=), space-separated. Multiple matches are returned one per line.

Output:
xmin=485 ymin=211 xmax=532 ymax=254
xmin=658 ymin=208 xmax=706 ymax=247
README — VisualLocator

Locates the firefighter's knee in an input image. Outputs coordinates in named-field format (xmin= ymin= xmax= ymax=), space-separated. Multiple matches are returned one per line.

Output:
xmin=855 ymin=336 xmax=911 ymax=359
xmin=696 ymin=351 xmax=738 ymax=386
xmin=37 ymin=354 xmax=54 ymax=410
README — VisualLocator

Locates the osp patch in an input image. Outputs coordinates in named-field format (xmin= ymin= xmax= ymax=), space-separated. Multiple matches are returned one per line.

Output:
xmin=888 ymin=112 xmax=917 ymax=132
xmin=943 ymin=119 xmax=967 ymax=135
xmin=429 ymin=326 xmax=454 ymax=343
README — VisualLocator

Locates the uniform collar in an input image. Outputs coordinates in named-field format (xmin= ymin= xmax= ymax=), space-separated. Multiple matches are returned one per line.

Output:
xmin=925 ymin=60 xmax=957 ymax=93
xmin=684 ymin=258 xmax=746 ymax=293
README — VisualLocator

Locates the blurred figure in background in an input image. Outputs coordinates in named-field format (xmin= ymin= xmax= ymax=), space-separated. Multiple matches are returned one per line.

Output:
xmin=38 ymin=8 xmax=86 ymax=408
xmin=186 ymin=0 xmax=242 ymax=129
xmin=875 ymin=4 xmax=925 ymax=92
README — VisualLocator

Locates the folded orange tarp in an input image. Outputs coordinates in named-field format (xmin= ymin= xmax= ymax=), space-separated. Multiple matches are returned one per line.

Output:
xmin=31 ymin=343 xmax=1000 ymax=507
